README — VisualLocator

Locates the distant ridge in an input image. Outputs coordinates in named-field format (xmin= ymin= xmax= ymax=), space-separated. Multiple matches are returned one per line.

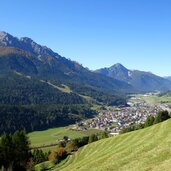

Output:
xmin=0 ymin=31 xmax=170 ymax=93
xmin=95 ymin=63 xmax=171 ymax=92
xmin=164 ymin=76 xmax=171 ymax=81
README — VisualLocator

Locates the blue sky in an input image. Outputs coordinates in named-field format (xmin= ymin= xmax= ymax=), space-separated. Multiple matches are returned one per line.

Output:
xmin=0 ymin=0 xmax=171 ymax=76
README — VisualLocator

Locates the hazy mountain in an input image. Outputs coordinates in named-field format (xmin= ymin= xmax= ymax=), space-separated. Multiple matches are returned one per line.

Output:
xmin=96 ymin=63 xmax=171 ymax=92
xmin=164 ymin=76 xmax=171 ymax=81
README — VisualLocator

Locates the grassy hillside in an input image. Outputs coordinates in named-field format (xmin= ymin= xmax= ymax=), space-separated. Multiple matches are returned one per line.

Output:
xmin=57 ymin=119 xmax=171 ymax=171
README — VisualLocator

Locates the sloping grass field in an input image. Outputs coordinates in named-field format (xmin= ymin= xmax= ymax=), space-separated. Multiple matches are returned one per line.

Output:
xmin=56 ymin=119 xmax=171 ymax=171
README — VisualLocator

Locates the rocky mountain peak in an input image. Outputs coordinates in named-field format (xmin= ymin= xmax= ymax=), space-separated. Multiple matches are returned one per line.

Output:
xmin=20 ymin=37 xmax=34 ymax=44
xmin=0 ymin=31 xmax=8 ymax=38
xmin=0 ymin=31 xmax=19 ymax=47
xmin=0 ymin=31 xmax=60 ymax=59
xmin=110 ymin=63 xmax=128 ymax=71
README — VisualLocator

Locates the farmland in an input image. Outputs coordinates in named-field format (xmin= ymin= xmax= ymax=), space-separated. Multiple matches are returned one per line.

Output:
xmin=130 ymin=94 xmax=171 ymax=105
xmin=28 ymin=125 xmax=102 ymax=149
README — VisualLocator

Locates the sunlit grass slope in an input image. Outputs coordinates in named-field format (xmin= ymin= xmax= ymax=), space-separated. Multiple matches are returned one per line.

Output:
xmin=59 ymin=119 xmax=171 ymax=171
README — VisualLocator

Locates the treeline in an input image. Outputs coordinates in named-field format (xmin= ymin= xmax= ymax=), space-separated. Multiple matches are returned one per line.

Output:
xmin=120 ymin=111 xmax=171 ymax=134
xmin=0 ymin=104 xmax=96 ymax=134
xmin=159 ymin=91 xmax=171 ymax=97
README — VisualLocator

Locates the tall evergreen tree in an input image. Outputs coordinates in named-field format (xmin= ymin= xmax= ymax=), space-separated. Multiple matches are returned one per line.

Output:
xmin=0 ymin=131 xmax=31 ymax=171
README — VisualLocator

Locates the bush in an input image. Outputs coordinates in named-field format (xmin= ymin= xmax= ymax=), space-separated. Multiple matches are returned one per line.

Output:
xmin=154 ymin=111 xmax=170 ymax=124
xmin=88 ymin=134 xmax=98 ymax=143
xmin=48 ymin=147 xmax=67 ymax=164
xmin=144 ymin=116 xmax=155 ymax=127
xmin=32 ymin=149 xmax=48 ymax=164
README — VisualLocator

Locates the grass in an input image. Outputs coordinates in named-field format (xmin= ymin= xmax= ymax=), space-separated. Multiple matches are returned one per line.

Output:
xmin=79 ymin=94 xmax=97 ymax=103
xmin=56 ymin=119 xmax=171 ymax=171
xmin=91 ymin=104 xmax=103 ymax=110
xmin=35 ymin=160 xmax=54 ymax=171
xmin=28 ymin=125 xmax=102 ymax=149
xmin=47 ymin=82 xmax=72 ymax=93
xmin=130 ymin=94 xmax=171 ymax=105
xmin=143 ymin=95 xmax=171 ymax=105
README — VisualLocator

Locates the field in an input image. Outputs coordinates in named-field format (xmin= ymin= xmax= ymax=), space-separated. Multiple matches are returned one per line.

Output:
xmin=28 ymin=125 xmax=102 ymax=149
xmin=129 ymin=94 xmax=171 ymax=105
xmin=50 ymin=119 xmax=171 ymax=171
xmin=143 ymin=95 xmax=171 ymax=105
xmin=47 ymin=83 xmax=72 ymax=93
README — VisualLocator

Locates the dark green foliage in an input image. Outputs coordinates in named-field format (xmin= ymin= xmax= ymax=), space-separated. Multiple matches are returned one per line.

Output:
xmin=69 ymin=83 xmax=127 ymax=106
xmin=119 ymin=125 xmax=136 ymax=134
xmin=88 ymin=134 xmax=98 ymax=143
xmin=0 ymin=73 xmax=85 ymax=105
xmin=0 ymin=130 xmax=31 ymax=171
xmin=32 ymin=149 xmax=48 ymax=164
xmin=0 ymin=104 xmax=96 ymax=134
xmin=58 ymin=141 xmax=67 ymax=148
xmin=65 ymin=136 xmax=89 ymax=153
xmin=63 ymin=136 xmax=69 ymax=142
xmin=74 ymin=136 xmax=89 ymax=148
xmin=77 ymin=136 xmax=89 ymax=147
xmin=135 ymin=123 xmax=144 ymax=130
xmin=98 ymin=131 xmax=108 ymax=139
xmin=144 ymin=116 xmax=155 ymax=127
xmin=65 ymin=140 xmax=79 ymax=153
xmin=154 ymin=110 xmax=170 ymax=124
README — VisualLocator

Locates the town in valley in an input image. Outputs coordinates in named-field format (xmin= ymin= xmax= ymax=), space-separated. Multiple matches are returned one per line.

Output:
xmin=74 ymin=93 xmax=171 ymax=135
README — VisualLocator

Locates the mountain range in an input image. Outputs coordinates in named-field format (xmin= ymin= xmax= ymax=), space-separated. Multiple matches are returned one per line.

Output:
xmin=95 ymin=63 xmax=171 ymax=92
xmin=0 ymin=31 xmax=170 ymax=94
xmin=0 ymin=31 xmax=134 ymax=93
xmin=164 ymin=76 xmax=171 ymax=81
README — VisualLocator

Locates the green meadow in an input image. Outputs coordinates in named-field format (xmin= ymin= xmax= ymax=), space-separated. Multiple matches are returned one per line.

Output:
xmin=130 ymin=94 xmax=171 ymax=105
xmin=53 ymin=119 xmax=171 ymax=171
xmin=142 ymin=95 xmax=171 ymax=105
xmin=28 ymin=126 xmax=101 ymax=148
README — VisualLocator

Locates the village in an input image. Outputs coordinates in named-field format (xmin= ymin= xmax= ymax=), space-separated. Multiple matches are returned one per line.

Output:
xmin=74 ymin=97 xmax=167 ymax=135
